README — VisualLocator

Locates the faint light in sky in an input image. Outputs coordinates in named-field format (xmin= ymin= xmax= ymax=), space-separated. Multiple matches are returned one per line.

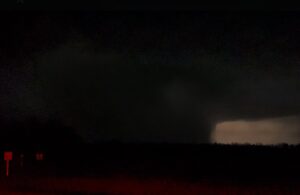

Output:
xmin=211 ymin=115 xmax=300 ymax=145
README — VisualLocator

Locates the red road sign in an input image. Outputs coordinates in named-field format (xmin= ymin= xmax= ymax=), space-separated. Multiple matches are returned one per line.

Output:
xmin=4 ymin=151 xmax=12 ymax=176
xmin=4 ymin=151 xmax=12 ymax=161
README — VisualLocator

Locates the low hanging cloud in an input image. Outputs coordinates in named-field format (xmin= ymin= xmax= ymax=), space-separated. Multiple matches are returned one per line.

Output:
xmin=31 ymin=37 xmax=300 ymax=144
xmin=2 ymin=13 xmax=300 ymax=144
xmin=34 ymin=40 xmax=218 ymax=143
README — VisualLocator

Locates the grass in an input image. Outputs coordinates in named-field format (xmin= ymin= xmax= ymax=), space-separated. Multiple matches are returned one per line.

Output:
xmin=0 ymin=175 xmax=299 ymax=195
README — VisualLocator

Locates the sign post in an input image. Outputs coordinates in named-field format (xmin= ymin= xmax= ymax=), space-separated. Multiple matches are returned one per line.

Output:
xmin=4 ymin=151 xmax=13 ymax=176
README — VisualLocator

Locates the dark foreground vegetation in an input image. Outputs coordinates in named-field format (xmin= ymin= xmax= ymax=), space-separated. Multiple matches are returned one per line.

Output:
xmin=0 ymin=143 xmax=300 ymax=194
xmin=31 ymin=143 xmax=299 ymax=180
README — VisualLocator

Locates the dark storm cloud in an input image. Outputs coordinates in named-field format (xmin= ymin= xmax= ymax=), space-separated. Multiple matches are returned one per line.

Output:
xmin=34 ymin=37 xmax=300 ymax=143
xmin=35 ymin=41 xmax=214 ymax=143
xmin=2 ymin=12 xmax=300 ymax=143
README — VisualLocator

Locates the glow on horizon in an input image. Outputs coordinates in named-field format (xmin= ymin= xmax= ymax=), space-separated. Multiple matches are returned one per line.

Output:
xmin=211 ymin=115 xmax=300 ymax=145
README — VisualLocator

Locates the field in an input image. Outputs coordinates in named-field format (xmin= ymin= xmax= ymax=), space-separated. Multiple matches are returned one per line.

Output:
xmin=1 ymin=175 xmax=300 ymax=195
xmin=0 ymin=143 xmax=300 ymax=194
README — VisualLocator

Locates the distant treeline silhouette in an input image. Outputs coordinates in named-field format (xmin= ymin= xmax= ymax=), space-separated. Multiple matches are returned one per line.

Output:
xmin=0 ymin=117 xmax=83 ymax=150
xmin=24 ymin=142 xmax=299 ymax=181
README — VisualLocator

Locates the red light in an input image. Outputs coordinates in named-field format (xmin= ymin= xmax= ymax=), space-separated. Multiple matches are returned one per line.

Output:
xmin=36 ymin=152 xmax=44 ymax=161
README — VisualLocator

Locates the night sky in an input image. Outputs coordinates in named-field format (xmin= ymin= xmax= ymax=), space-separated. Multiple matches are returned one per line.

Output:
xmin=1 ymin=12 xmax=300 ymax=144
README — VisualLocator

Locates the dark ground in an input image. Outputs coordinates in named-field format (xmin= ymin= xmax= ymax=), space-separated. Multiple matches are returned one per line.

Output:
xmin=1 ymin=143 xmax=300 ymax=194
